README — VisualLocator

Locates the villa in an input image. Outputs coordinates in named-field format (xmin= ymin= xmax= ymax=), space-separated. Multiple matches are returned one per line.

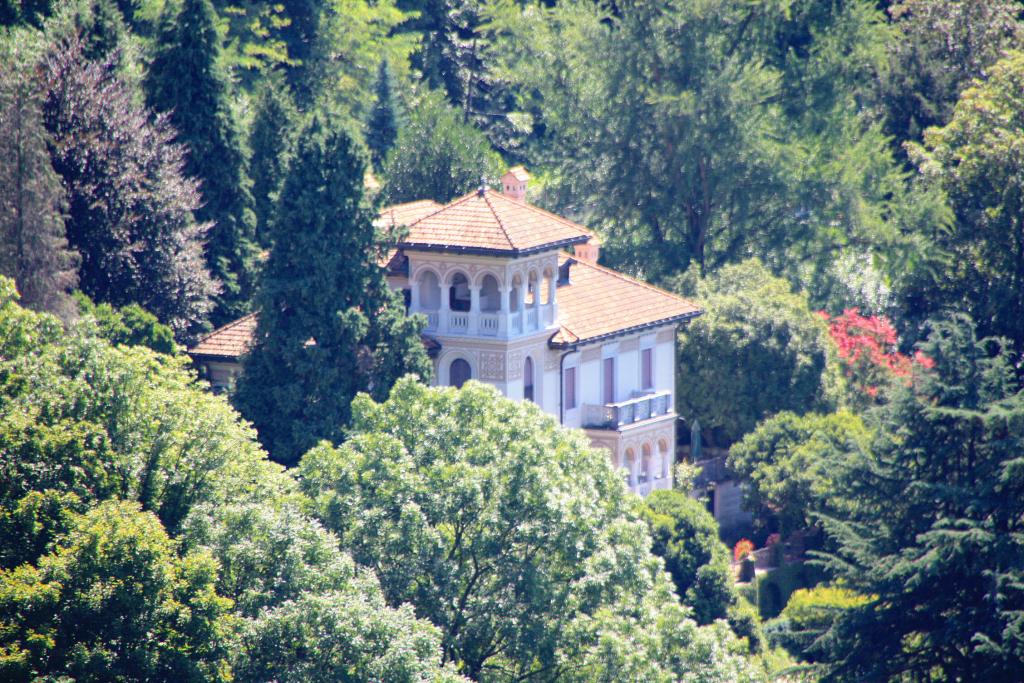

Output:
xmin=189 ymin=167 xmax=703 ymax=495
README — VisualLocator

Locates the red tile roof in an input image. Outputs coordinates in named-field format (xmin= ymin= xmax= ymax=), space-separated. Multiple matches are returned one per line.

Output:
xmin=504 ymin=165 xmax=530 ymax=182
xmin=399 ymin=188 xmax=592 ymax=255
xmin=550 ymin=254 xmax=702 ymax=346
xmin=376 ymin=199 xmax=444 ymax=230
xmin=188 ymin=313 xmax=441 ymax=360
xmin=190 ymin=313 xmax=258 ymax=359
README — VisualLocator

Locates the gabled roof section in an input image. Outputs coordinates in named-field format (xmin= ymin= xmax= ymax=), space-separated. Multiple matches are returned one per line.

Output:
xmin=190 ymin=313 xmax=258 ymax=359
xmin=550 ymin=254 xmax=702 ymax=347
xmin=376 ymin=199 xmax=444 ymax=230
xmin=398 ymin=188 xmax=593 ymax=256
xmin=188 ymin=313 xmax=442 ymax=361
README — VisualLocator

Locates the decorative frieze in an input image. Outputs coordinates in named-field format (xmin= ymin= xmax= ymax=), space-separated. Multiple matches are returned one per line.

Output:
xmin=479 ymin=351 xmax=506 ymax=380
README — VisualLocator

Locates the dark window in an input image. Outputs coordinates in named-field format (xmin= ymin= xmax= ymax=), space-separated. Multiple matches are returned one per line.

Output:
xmin=603 ymin=356 xmax=615 ymax=404
xmin=524 ymin=357 xmax=534 ymax=402
xmin=564 ymin=366 xmax=576 ymax=409
xmin=449 ymin=273 xmax=471 ymax=311
xmin=641 ymin=347 xmax=653 ymax=390
xmin=450 ymin=359 xmax=471 ymax=388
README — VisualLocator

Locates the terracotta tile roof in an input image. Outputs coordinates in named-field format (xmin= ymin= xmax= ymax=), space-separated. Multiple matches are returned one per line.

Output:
xmin=190 ymin=313 xmax=258 ymax=359
xmin=188 ymin=313 xmax=441 ymax=360
xmin=550 ymin=254 xmax=702 ymax=346
xmin=377 ymin=199 xmax=444 ymax=230
xmin=399 ymin=188 xmax=592 ymax=255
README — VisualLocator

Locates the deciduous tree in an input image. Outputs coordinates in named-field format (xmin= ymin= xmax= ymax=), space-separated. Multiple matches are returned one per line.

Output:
xmin=299 ymin=378 xmax=764 ymax=681
xmin=674 ymin=259 xmax=844 ymax=446
xmin=382 ymin=89 xmax=501 ymax=204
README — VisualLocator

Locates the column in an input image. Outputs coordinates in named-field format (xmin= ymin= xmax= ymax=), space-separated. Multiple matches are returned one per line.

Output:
xmin=469 ymin=286 xmax=480 ymax=334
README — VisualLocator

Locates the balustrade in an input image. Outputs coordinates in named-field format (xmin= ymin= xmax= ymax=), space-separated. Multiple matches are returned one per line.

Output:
xmin=582 ymin=390 xmax=673 ymax=429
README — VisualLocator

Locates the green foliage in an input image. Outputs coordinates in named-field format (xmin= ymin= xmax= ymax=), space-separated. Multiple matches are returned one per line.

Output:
xmin=74 ymin=293 xmax=177 ymax=355
xmin=381 ymin=89 xmax=502 ymax=204
xmin=248 ymin=71 xmax=298 ymax=247
xmin=290 ymin=0 xmax=412 ymax=114
xmin=0 ymin=276 xmax=288 ymax=544
xmin=755 ymin=562 xmax=823 ymax=621
xmin=146 ymin=0 xmax=259 ymax=325
xmin=39 ymin=33 xmax=218 ymax=337
xmin=904 ymin=51 xmax=1024 ymax=352
xmin=879 ymin=0 xmax=1023 ymax=155
xmin=235 ymin=116 xmax=430 ymax=465
xmin=674 ymin=259 xmax=844 ymax=446
xmin=813 ymin=316 xmax=1024 ymax=680
xmin=299 ymin=377 xmax=764 ymax=681
xmin=0 ymin=36 xmax=78 ymax=321
xmin=640 ymin=489 xmax=735 ymax=624
xmin=0 ymin=500 xmax=234 ymax=682
xmin=366 ymin=60 xmax=398 ymax=172
xmin=728 ymin=411 xmax=871 ymax=536
xmin=766 ymin=585 xmax=867 ymax=663
xmin=0 ymin=276 xmax=461 ymax=681
xmin=498 ymin=0 xmax=935 ymax=298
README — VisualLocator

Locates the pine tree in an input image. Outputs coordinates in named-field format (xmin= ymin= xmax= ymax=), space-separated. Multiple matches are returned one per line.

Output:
xmin=41 ymin=35 xmax=218 ymax=338
xmin=0 ymin=41 xmax=78 ymax=320
xmin=366 ymin=60 xmax=398 ymax=172
xmin=814 ymin=316 xmax=1024 ymax=680
xmin=146 ymin=0 xmax=258 ymax=326
xmin=234 ymin=116 xmax=430 ymax=466
xmin=249 ymin=72 xmax=297 ymax=248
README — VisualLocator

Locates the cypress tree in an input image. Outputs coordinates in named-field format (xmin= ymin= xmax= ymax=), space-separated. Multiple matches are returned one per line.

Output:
xmin=234 ymin=116 xmax=430 ymax=466
xmin=0 ymin=41 xmax=78 ymax=320
xmin=249 ymin=72 xmax=297 ymax=248
xmin=146 ymin=0 xmax=258 ymax=326
xmin=366 ymin=60 xmax=398 ymax=172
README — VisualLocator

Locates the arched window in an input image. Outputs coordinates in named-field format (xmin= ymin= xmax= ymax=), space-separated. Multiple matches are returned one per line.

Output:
xmin=625 ymin=448 xmax=638 ymax=487
xmin=450 ymin=359 xmax=471 ymax=388
xmin=658 ymin=439 xmax=671 ymax=479
xmin=419 ymin=271 xmax=441 ymax=310
xmin=479 ymin=274 xmax=501 ymax=312
xmin=449 ymin=273 xmax=471 ymax=311
xmin=523 ymin=357 xmax=534 ymax=402
xmin=640 ymin=443 xmax=652 ymax=483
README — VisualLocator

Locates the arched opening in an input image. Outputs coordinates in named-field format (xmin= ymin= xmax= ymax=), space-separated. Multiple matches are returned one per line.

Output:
xmin=540 ymin=269 xmax=553 ymax=305
xmin=640 ymin=443 xmax=652 ymax=483
xmin=526 ymin=271 xmax=538 ymax=306
xmin=509 ymin=275 xmax=522 ymax=312
xmin=449 ymin=272 xmax=471 ymax=312
xmin=418 ymin=271 xmax=441 ymax=310
xmin=658 ymin=439 xmax=671 ymax=479
xmin=523 ymin=357 xmax=534 ymax=402
xmin=625 ymin=448 xmax=638 ymax=487
xmin=449 ymin=358 xmax=471 ymax=388
xmin=479 ymin=274 xmax=501 ymax=312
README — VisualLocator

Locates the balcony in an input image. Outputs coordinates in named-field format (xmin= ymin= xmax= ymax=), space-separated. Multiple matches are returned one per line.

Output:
xmin=583 ymin=390 xmax=673 ymax=429
xmin=414 ymin=304 xmax=554 ymax=338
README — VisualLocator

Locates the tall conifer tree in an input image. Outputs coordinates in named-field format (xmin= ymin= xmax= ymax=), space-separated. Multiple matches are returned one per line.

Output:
xmin=249 ymin=73 xmax=297 ymax=248
xmin=366 ymin=60 xmax=398 ymax=172
xmin=146 ymin=0 xmax=258 ymax=325
xmin=234 ymin=116 xmax=430 ymax=466
xmin=0 ymin=41 xmax=78 ymax=320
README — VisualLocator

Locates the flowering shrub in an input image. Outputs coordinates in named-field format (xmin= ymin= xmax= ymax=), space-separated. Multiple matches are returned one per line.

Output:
xmin=820 ymin=308 xmax=934 ymax=404
xmin=734 ymin=538 xmax=755 ymax=562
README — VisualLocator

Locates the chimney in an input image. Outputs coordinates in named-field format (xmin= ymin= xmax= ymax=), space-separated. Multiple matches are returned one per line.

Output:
xmin=501 ymin=166 xmax=530 ymax=201
xmin=575 ymin=237 xmax=601 ymax=264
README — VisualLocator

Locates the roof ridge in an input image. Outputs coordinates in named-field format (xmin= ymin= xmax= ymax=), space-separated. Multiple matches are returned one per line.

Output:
xmin=405 ymin=192 xmax=475 ymax=228
xmin=481 ymin=189 xmax=516 ymax=251
xmin=559 ymin=251 xmax=700 ymax=308
xmin=488 ymin=190 xmax=594 ymax=238
xmin=194 ymin=311 xmax=259 ymax=345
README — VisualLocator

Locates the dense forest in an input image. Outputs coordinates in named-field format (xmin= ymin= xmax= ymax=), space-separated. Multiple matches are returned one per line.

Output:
xmin=1 ymin=0 xmax=1023 ymax=681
